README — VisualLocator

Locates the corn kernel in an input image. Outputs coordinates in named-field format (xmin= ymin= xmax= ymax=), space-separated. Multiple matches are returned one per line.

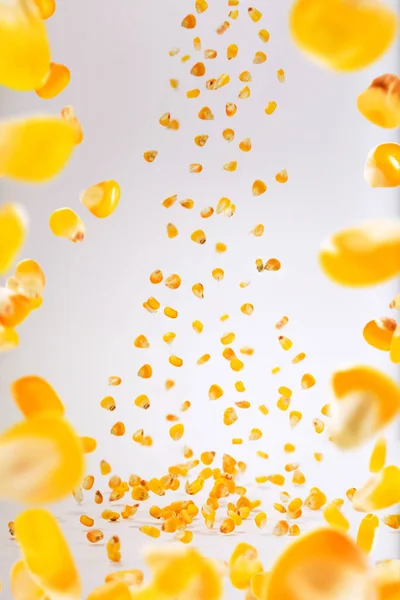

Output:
xmin=357 ymin=74 xmax=400 ymax=129
xmin=143 ymin=151 xmax=157 ymax=163
xmin=353 ymin=465 xmax=400 ymax=512
xmin=226 ymin=103 xmax=237 ymax=117
xmin=182 ymin=14 xmax=196 ymax=28
xmin=357 ymin=514 xmax=379 ymax=554
xmin=198 ymin=106 xmax=214 ymax=120
xmin=370 ymin=437 xmax=387 ymax=473
xmin=259 ymin=29 xmax=270 ymax=42
xmin=164 ymin=307 xmax=178 ymax=319
xmin=80 ymin=180 xmax=120 ymax=219
xmin=137 ymin=364 xmax=152 ymax=378
xmin=35 ymin=62 xmax=70 ymax=99
xmin=248 ymin=7 xmax=262 ymax=22
xmin=49 ymin=208 xmax=85 ymax=242
xmin=170 ymin=424 xmax=184 ymax=441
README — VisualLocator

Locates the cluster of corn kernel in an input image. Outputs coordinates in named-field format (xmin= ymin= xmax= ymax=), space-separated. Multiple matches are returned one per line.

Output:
xmin=1 ymin=0 xmax=400 ymax=599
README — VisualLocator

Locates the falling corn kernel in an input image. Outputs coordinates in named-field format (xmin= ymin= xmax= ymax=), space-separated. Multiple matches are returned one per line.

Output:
xmin=195 ymin=0 xmax=208 ymax=13
xmin=265 ymin=258 xmax=281 ymax=271
xmin=15 ymin=509 xmax=81 ymax=597
xmin=209 ymin=384 xmax=223 ymax=400
xmin=137 ymin=364 xmax=152 ymax=378
xmin=35 ymin=62 xmax=70 ymax=99
xmin=226 ymin=103 xmax=237 ymax=117
xmin=293 ymin=352 xmax=306 ymax=364
xmin=187 ymin=88 xmax=200 ymax=99
xmin=204 ymin=49 xmax=217 ymax=59
xmin=111 ymin=422 xmax=125 ymax=436
xmin=248 ymin=7 xmax=262 ymax=21
xmin=301 ymin=373 xmax=316 ymax=389
xmin=212 ymin=268 xmax=224 ymax=281
xmin=235 ymin=381 xmax=245 ymax=392
xmin=94 ymin=490 xmax=103 ymax=504
xmin=169 ymin=79 xmax=179 ymax=89
xmin=331 ymin=365 xmax=400 ymax=449
xmin=275 ymin=169 xmax=288 ymax=183
xmin=192 ymin=283 xmax=204 ymax=298
xmin=320 ymin=219 xmax=400 ymax=286
xmin=134 ymin=334 xmax=150 ymax=348
xmin=223 ymin=161 xmax=238 ymax=172
xmin=290 ymin=410 xmax=302 ymax=428
xmin=323 ymin=503 xmax=350 ymax=531
xmin=10 ymin=559 xmax=47 ymax=600
xmin=80 ymin=515 xmax=95 ymax=527
xmin=11 ymin=375 xmax=63 ymax=418
xmin=265 ymin=101 xmax=277 ymax=115
xmin=382 ymin=514 xmax=400 ymax=529
xmin=170 ymin=424 xmax=184 ymax=441
xmin=216 ymin=21 xmax=230 ymax=34
xmin=87 ymin=529 xmax=104 ymax=543
xmin=292 ymin=470 xmax=305 ymax=485
xmin=239 ymin=71 xmax=252 ymax=83
xmin=163 ymin=195 xmax=177 ymax=209
xmin=81 ymin=437 xmax=96 ymax=454
xmin=49 ymin=208 xmax=85 ymax=242
xmin=224 ymin=408 xmax=238 ymax=426
xmin=252 ymin=180 xmax=267 ymax=196
xmin=365 ymin=143 xmax=400 ymax=188
xmin=6 ymin=258 xmax=45 ymax=308
xmin=191 ymin=229 xmax=206 ymax=244
xmin=290 ymin=0 xmax=397 ymax=72
xmin=215 ymin=73 xmax=230 ymax=89
xmin=223 ymin=129 xmax=235 ymax=142
xmin=278 ymin=336 xmax=292 ymax=351
xmin=167 ymin=223 xmax=178 ymax=239
xmin=100 ymin=396 xmax=116 ymax=411
xmin=150 ymin=270 xmax=163 ymax=284
xmin=357 ymin=74 xmax=400 ymax=129
xmin=191 ymin=62 xmax=205 ymax=77
xmin=100 ymin=460 xmax=111 ymax=475
xmin=143 ymin=151 xmax=158 ymax=163
xmin=198 ymin=106 xmax=214 ymax=120
xmin=314 ymin=452 xmax=324 ymax=462
xmin=200 ymin=206 xmax=213 ymax=219
xmin=229 ymin=543 xmax=263 ymax=589
xmin=83 ymin=475 xmax=94 ymax=490
xmin=182 ymin=55 xmax=190 ymax=63
xmin=220 ymin=518 xmax=235 ymax=534
xmin=239 ymin=138 xmax=252 ymax=152
xmin=0 ymin=415 xmax=84 ymax=504
xmin=370 ymin=437 xmax=387 ymax=473
xmin=353 ymin=466 xmax=400 ymax=512
xmin=193 ymin=37 xmax=201 ymax=51
xmin=274 ymin=520 xmax=289 ymax=536
xmin=313 ymin=418 xmax=325 ymax=434
xmin=0 ymin=116 xmax=75 ymax=182
xmin=357 ymin=514 xmax=379 ymax=554
xmin=60 ymin=105 xmax=83 ymax=145
xmin=238 ymin=86 xmax=250 ymax=99
xmin=254 ymin=52 xmax=267 ymax=64
xmin=190 ymin=163 xmax=203 ymax=173
xmin=182 ymin=14 xmax=196 ymax=28
xmin=169 ymin=355 xmax=183 ymax=367
xmin=80 ymin=180 xmax=121 ymax=219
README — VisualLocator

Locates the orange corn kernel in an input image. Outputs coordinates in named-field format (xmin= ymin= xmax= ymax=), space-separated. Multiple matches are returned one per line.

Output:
xmin=275 ymin=169 xmax=288 ymax=183
xmin=191 ymin=62 xmax=205 ymax=76
xmin=134 ymin=334 xmax=150 ymax=348
xmin=301 ymin=373 xmax=316 ymax=389
xmin=170 ymin=424 xmax=184 ymax=441
xmin=195 ymin=0 xmax=208 ymax=13
xmin=87 ymin=530 xmax=104 ymax=543
xmin=216 ymin=21 xmax=230 ymax=34
xmin=137 ymin=364 xmax=152 ymax=378
xmin=323 ymin=503 xmax=350 ymax=532
xmin=182 ymin=14 xmax=196 ymax=28
xmin=80 ymin=515 xmax=95 ymax=527
xmin=83 ymin=475 xmax=94 ymax=490
xmin=259 ymin=28 xmax=270 ymax=42
xmin=239 ymin=138 xmax=252 ymax=152
xmin=238 ymin=86 xmax=250 ymax=99
xmin=143 ymin=150 xmax=158 ymax=163
xmin=111 ymin=422 xmax=125 ymax=437
xmin=357 ymin=74 xmax=400 ymax=129
xmin=35 ymin=62 xmax=70 ymax=99
xmin=390 ymin=324 xmax=400 ymax=364
xmin=11 ymin=375 xmax=64 ymax=418
xmin=194 ymin=135 xmax=208 ymax=147
xmin=198 ymin=106 xmax=214 ymax=120
xmin=81 ymin=437 xmax=97 ymax=454
xmin=252 ymin=180 xmax=267 ymax=196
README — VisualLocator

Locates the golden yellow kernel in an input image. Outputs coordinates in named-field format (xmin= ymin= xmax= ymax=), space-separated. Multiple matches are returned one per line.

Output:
xmin=230 ymin=358 xmax=243 ymax=372
xmin=204 ymin=49 xmax=217 ymax=59
xmin=162 ymin=195 xmax=177 ymax=209
xmin=111 ymin=423 xmax=125 ymax=437
xmin=191 ymin=62 xmax=205 ymax=77
xmin=164 ymin=306 xmax=178 ymax=319
xmin=289 ymin=410 xmax=302 ymax=428
xmin=238 ymin=86 xmax=250 ymax=99
xmin=49 ymin=208 xmax=85 ymax=243
xmin=314 ymin=452 xmax=324 ymax=462
xmin=301 ymin=373 xmax=316 ymax=389
xmin=80 ymin=515 xmax=94 ymax=528
xmin=292 ymin=470 xmax=306 ymax=485
xmin=226 ymin=102 xmax=237 ymax=117
xmin=134 ymin=394 xmax=150 ymax=410
xmin=357 ymin=514 xmax=379 ymax=554
xmin=277 ymin=395 xmax=289 ymax=412
xmin=277 ymin=68 xmax=285 ymax=83
xmin=278 ymin=335 xmax=292 ymax=350
xmin=190 ymin=163 xmax=203 ymax=173
xmin=264 ymin=101 xmax=278 ymax=116
xmin=216 ymin=242 xmax=227 ymax=253
xmin=181 ymin=55 xmax=191 ymax=63
xmin=169 ymin=48 xmax=180 ymax=56
xmin=249 ymin=428 xmax=262 ymax=441
xmin=224 ymin=407 xmax=238 ymax=426
xmin=192 ymin=282 xmax=204 ymax=298
xmin=195 ymin=0 xmax=208 ymax=13
xmin=255 ymin=512 xmax=267 ymax=529
xmin=353 ymin=465 xmax=400 ymax=512
xmin=182 ymin=14 xmax=196 ymax=28
xmin=169 ymin=424 xmax=184 ymax=441
xmin=197 ymin=354 xmax=210 ymax=366
xmin=187 ymin=88 xmax=200 ymax=98
xmin=169 ymin=355 xmax=183 ymax=368
xmin=223 ymin=161 xmax=238 ymax=172
xmin=369 ymin=437 xmax=387 ymax=473
xmin=193 ymin=36 xmax=201 ymax=50
xmin=382 ymin=514 xmax=400 ymax=529
xmin=159 ymin=112 xmax=171 ymax=128
xmin=200 ymin=206 xmax=214 ymax=218
xmin=259 ymin=28 xmax=270 ymax=42
xmin=273 ymin=520 xmax=289 ymax=536
xmin=313 ymin=418 xmax=325 ymax=434
xmin=215 ymin=73 xmax=230 ymax=89
xmin=357 ymin=74 xmax=400 ymax=129
xmin=217 ymin=21 xmax=230 ymax=34
xmin=251 ymin=180 xmax=267 ymax=197
xmin=275 ymin=169 xmax=288 ymax=183
xmin=209 ymin=384 xmax=223 ymax=400
xmin=259 ymin=405 xmax=269 ymax=416
xmin=134 ymin=334 xmax=150 ymax=348
xmin=323 ymin=503 xmax=350 ymax=532
xmin=35 ymin=62 xmax=70 ymax=99
xmin=198 ymin=106 xmax=214 ymax=120
xmin=165 ymin=273 xmax=182 ymax=289
xmin=82 ymin=475 xmax=94 ymax=491
xmin=175 ymin=530 xmax=193 ymax=544
xmin=212 ymin=268 xmax=224 ymax=281
xmin=194 ymin=134 xmax=208 ymax=147
xmin=170 ymin=79 xmax=179 ymax=89
xmin=254 ymin=52 xmax=267 ymax=64
xmin=239 ymin=138 xmax=252 ymax=152
xmin=191 ymin=229 xmax=206 ymax=244
xmin=168 ymin=119 xmax=180 ymax=131
xmin=235 ymin=381 xmax=245 ymax=393
xmin=140 ymin=526 xmax=160 ymax=538
xmin=222 ymin=332 xmax=235 ymax=345
xmin=239 ymin=71 xmax=252 ymax=83
xmin=285 ymin=462 xmax=299 ymax=472
xmin=222 ymin=348 xmax=236 ymax=361
xmin=220 ymin=518 xmax=235 ymax=534
xmin=143 ymin=150 xmax=158 ymax=163
xmin=284 ymin=443 xmax=295 ymax=453
xmin=240 ymin=347 xmax=254 ymax=356
xmin=163 ymin=332 xmax=176 ymax=345
xmin=248 ymin=7 xmax=262 ymax=21
xmin=223 ymin=129 xmax=235 ymax=142
xmin=137 ymin=364 xmax=152 ymax=379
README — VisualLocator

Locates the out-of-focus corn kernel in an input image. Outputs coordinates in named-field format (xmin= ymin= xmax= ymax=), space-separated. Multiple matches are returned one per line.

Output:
xmin=365 ymin=143 xmax=400 ymax=188
xmin=323 ymin=503 xmax=350 ymax=531
xmin=357 ymin=74 xmax=400 ymax=129
xmin=292 ymin=352 xmax=306 ymax=364
xmin=217 ymin=21 xmax=230 ymax=34
xmin=353 ymin=465 xmax=400 ymax=512
xmin=36 ymin=62 xmax=70 ymax=99
xmin=370 ymin=437 xmax=387 ymax=473
xmin=357 ymin=514 xmax=379 ymax=554
xmin=11 ymin=375 xmax=63 ymax=418
xmin=61 ymin=105 xmax=83 ymax=145
xmin=382 ymin=514 xmax=400 ymax=529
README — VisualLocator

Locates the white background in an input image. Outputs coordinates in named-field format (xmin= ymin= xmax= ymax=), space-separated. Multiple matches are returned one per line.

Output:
xmin=0 ymin=0 xmax=399 ymax=597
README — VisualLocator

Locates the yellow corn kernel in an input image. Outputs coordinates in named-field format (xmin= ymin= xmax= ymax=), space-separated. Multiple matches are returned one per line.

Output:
xmin=273 ymin=520 xmax=289 ymax=536
xmin=239 ymin=138 xmax=252 ymax=153
xmin=200 ymin=206 xmax=213 ymax=218
xmin=190 ymin=163 xmax=203 ymax=174
xmin=226 ymin=102 xmax=237 ymax=118
xmin=252 ymin=180 xmax=267 ymax=196
xmin=192 ymin=282 xmax=204 ymax=299
xmin=382 ymin=514 xmax=400 ymax=530
xmin=331 ymin=366 xmax=400 ymax=449
xmin=212 ymin=268 xmax=224 ymax=281
xmin=284 ymin=443 xmax=295 ymax=454
xmin=357 ymin=513 xmax=379 ymax=554
xmin=353 ymin=465 xmax=400 ymax=512
xmin=6 ymin=258 xmax=45 ymax=308
xmin=248 ymin=428 xmax=262 ymax=441
xmin=357 ymin=74 xmax=400 ymax=129
xmin=35 ymin=62 xmax=70 ymax=99
xmin=163 ymin=332 xmax=176 ymax=345
xmin=268 ymin=474 xmax=285 ymax=486
xmin=227 ymin=43 xmax=238 ymax=60
xmin=169 ymin=79 xmax=179 ymax=90
xmin=134 ymin=334 xmax=150 ymax=348
xmin=166 ymin=382 xmax=174 ymax=393
xmin=0 ymin=0 xmax=51 ymax=90
xmin=0 ymin=204 xmax=27 ymax=275
xmin=265 ymin=258 xmax=281 ymax=272
xmin=275 ymin=316 xmax=288 ymax=330
xmin=235 ymin=381 xmax=245 ymax=393
xmin=60 ymin=105 xmax=83 ymax=145
xmin=224 ymin=408 xmax=238 ymax=426
xmin=346 ymin=488 xmax=357 ymax=502
xmin=100 ymin=460 xmax=111 ymax=475
xmin=181 ymin=14 xmax=196 ymax=28
xmin=100 ymin=396 xmax=116 ymax=411
xmin=290 ymin=0 xmax=397 ymax=72
xmin=217 ymin=20 xmax=230 ymax=34
xmin=180 ymin=199 xmax=194 ymax=210
xmin=94 ymin=490 xmax=103 ymax=504
xmin=365 ymin=143 xmax=400 ymax=188
xmin=137 ymin=364 xmax=152 ymax=378
xmin=229 ymin=543 xmax=263 ymax=590
xmin=0 ymin=415 xmax=83 ymax=504
xmin=0 ymin=116 xmax=75 ymax=182
xmin=143 ymin=296 xmax=160 ymax=313
xmin=10 ymin=559 xmax=46 ymax=600
xmin=81 ymin=437 xmax=96 ymax=454
xmin=239 ymin=71 xmax=252 ymax=83
xmin=49 ymin=208 xmax=85 ymax=242
xmin=223 ymin=161 xmax=238 ymax=172
xmin=143 ymin=150 xmax=157 ymax=163
xmin=80 ymin=515 xmax=94 ymax=527
xmin=11 ymin=375 xmax=63 ymax=418
xmin=314 ymin=452 xmax=324 ymax=462
xmin=254 ymin=512 xmax=267 ymax=529
xmin=390 ymin=324 xmax=400 ymax=364
xmin=259 ymin=28 xmax=270 ymax=42
xmin=292 ymin=352 xmax=306 ymax=364
xmin=181 ymin=55 xmax=190 ymax=63
xmin=83 ymin=475 xmax=94 ymax=490
xmin=193 ymin=36 xmax=201 ymax=51
xmin=80 ymin=180 xmax=120 ymax=219
xmin=191 ymin=62 xmax=205 ymax=77
xmin=192 ymin=320 xmax=203 ymax=334
xmin=111 ymin=422 xmax=125 ymax=437
xmin=370 ymin=437 xmax=387 ymax=473
xmin=220 ymin=518 xmax=235 ymax=534
xmin=222 ymin=128 xmax=235 ymax=142
xmin=221 ymin=332 xmax=235 ymax=345
xmin=197 ymin=354 xmax=210 ymax=365
xmin=198 ymin=106 xmax=214 ymax=120
xmin=215 ymin=242 xmax=227 ymax=254
xmin=248 ymin=7 xmax=262 ymax=21
xmin=34 ymin=0 xmax=56 ymax=19
xmin=301 ymin=373 xmax=316 ymax=389
xmin=170 ymin=424 xmax=184 ymax=441
xmin=231 ymin=358 xmax=244 ymax=372
xmin=305 ymin=490 xmax=327 ymax=510
xmin=162 ymin=194 xmax=177 ymax=209
xmin=264 ymin=101 xmax=278 ymax=116
xmin=275 ymin=168 xmax=288 ymax=183
xmin=289 ymin=410 xmax=302 ymax=428
xmin=292 ymin=470 xmax=306 ymax=485
xmin=289 ymin=524 xmax=301 ymax=537
xmin=150 ymin=270 xmax=163 ymax=284
xmin=215 ymin=73 xmax=230 ymax=89
xmin=269 ymin=528 xmax=370 ymax=598
xmin=238 ymin=86 xmax=250 ymax=99
xmin=254 ymin=52 xmax=267 ymax=64
xmin=164 ymin=307 xmax=178 ymax=319
xmin=285 ymin=463 xmax=299 ymax=473
xmin=175 ymin=530 xmax=193 ymax=544
xmin=320 ymin=219 xmax=400 ymax=287
xmin=15 ymin=508 xmax=81 ymax=597
xmin=169 ymin=355 xmax=183 ymax=367
xmin=313 ymin=418 xmax=325 ymax=434
xmin=323 ymin=503 xmax=350 ymax=531
xmin=204 ymin=49 xmax=217 ymax=59
xmin=191 ymin=229 xmax=206 ymax=244
xmin=195 ymin=0 xmax=208 ymax=13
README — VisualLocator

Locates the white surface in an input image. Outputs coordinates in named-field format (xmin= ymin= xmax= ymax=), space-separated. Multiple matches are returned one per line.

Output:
xmin=0 ymin=0 xmax=399 ymax=597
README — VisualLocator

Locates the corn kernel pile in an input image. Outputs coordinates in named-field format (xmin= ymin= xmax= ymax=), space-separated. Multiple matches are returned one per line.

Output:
xmin=0 ymin=0 xmax=400 ymax=599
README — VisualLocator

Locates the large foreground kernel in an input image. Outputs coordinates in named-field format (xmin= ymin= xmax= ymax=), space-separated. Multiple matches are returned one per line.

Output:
xmin=35 ymin=62 xmax=70 ymax=98
xmin=11 ymin=375 xmax=64 ymax=418
xmin=0 ymin=0 xmax=51 ymax=90
xmin=365 ymin=143 xmax=400 ymax=188
xmin=352 ymin=466 xmax=400 ymax=512
xmin=0 ymin=116 xmax=76 ymax=182
xmin=0 ymin=203 xmax=27 ymax=275
xmin=319 ymin=220 xmax=400 ymax=287
xmin=267 ymin=528 xmax=370 ymax=599
xmin=15 ymin=508 xmax=81 ymax=599
xmin=0 ymin=415 xmax=84 ymax=503
xmin=330 ymin=366 xmax=400 ymax=449
xmin=290 ymin=0 xmax=397 ymax=72
xmin=357 ymin=75 xmax=400 ymax=129
xmin=11 ymin=559 xmax=45 ymax=600
xmin=49 ymin=208 xmax=85 ymax=242
xmin=81 ymin=180 xmax=121 ymax=218
xmin=363 ymin=318 xmax=396 ymax=351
